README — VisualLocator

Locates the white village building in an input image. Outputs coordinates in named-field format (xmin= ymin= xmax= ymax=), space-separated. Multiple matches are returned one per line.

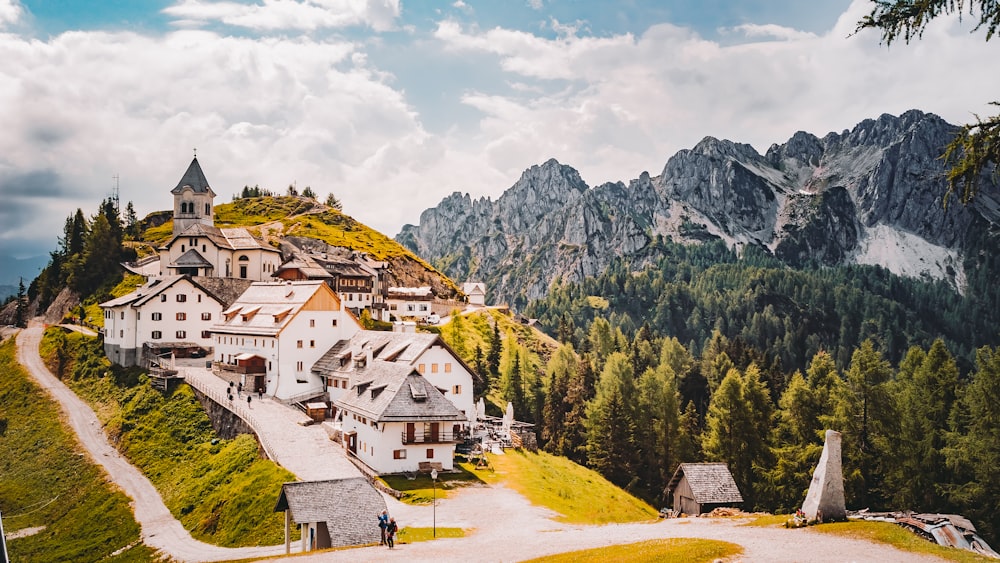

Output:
xmin=335 ymin=360 xmax=466 ymax=474
xmin=100 ymin=275 xmax=251 ymax=367
xmin=311 ymin=330 xmax=479 ymax=425
xmin=462 ymin=282 xmax=487 ymax=307
xmin=210 ymin=280 xmax=361 ymax=399
xmin=385 ymin=286 xmax=434 ymax=320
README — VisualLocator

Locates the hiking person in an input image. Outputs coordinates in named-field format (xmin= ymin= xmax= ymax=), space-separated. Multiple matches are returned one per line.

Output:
xmin=378 ymin=510 xmax=389 ymax=544
xmin=386 ymin=517 xmax=398 ymax=549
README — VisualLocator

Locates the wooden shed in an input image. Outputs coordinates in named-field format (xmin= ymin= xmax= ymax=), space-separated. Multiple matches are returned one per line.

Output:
xmin=665 ymin=462 xmax=743 ymax=515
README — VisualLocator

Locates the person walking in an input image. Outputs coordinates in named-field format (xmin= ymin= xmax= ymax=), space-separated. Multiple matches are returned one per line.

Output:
xmin=378 ymin=510 xmax=389 ymax=545
xmin=385 ymin=517 xmax=398 ymax=549
xmin=247 ymin=395 xmax=252 ymax=408
xmin=258 ymin=388 xmax=263 ymax=400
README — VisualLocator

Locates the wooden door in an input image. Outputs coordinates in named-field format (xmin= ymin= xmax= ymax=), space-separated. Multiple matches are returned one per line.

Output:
xmin=406 ymin=423 xmax=415 ymax=444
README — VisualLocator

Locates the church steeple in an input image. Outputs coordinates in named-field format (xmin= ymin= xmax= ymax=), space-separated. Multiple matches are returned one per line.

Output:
xmin=171 ymin=154 xmax=217 ymax=235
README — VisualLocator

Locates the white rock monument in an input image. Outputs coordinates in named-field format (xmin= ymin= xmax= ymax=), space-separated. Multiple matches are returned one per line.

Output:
xmin=802 ymin=429 xmax=846 ymax=522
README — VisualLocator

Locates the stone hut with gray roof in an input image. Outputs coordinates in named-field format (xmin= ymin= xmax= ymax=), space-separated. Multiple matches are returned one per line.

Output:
xmin=665 ymin=462 xmax=744 ymax=515
xmin=274 ymin=477 xmax=386 ymax=553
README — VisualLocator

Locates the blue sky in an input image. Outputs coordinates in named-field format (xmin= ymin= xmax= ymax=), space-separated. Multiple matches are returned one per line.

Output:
xmin=0 ymin=0 xmax=995 ymax=259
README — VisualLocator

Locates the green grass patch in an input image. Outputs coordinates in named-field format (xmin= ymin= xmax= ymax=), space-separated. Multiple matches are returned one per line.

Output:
xmin=38 ymin=329 xmax=298 ymax=547
xmin=744 ymin=513 xmax=793 ymax=527
xmin=522 ymin=538 xmax=742 ymax=563
xmin=485 ymin=449 xmax=658 ymax=524
xmin=379 ymin=465 xmax=487 ymax=504
xmin=397 ymin=527 xmax=466 ymax=543
xmin=812 ymin=520 xmax=995 ymax=563
xmin=0 ymin=338 xmax=158 ymax=562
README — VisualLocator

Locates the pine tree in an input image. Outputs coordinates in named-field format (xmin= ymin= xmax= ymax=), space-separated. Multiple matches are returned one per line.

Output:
xmin=487 ymin=321 xmax=502 ymax=378
xmin=886 ymin=340 xmax=959 ymax=512
xmin=325 ymin=193 xmax=343 ymax=210
xmin=473 ymin=344 xmax=488 ymax=396
xmin=14 ymin=277 xmax=26 ymax=328
xmin=542 ymin=343 xmax=578 ymax=453
xmin=124 ymin=201 xmax=139 ymax=240
xmin=636 ymin=363 xmax=682 ymax=497
xmin=702 ymin=364 xmax=772 ymax=509
xmin=829 ymin=340 xmax=896 ymax=509
xmin=945 ymin=345 xmax=1000 ymax=543
xmin=585 ymin=352 xmax=637 ymax=484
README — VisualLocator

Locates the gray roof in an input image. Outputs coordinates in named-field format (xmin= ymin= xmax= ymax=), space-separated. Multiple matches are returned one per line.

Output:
xmin=160 ymin=223 xmax=280 ymax=253
xmin=275 ymin=254 xmax=333 ymax=279
xmin=312 ymin=330 xmax=482 ymax=383
xmin=667 ymin=463 xmax=743 ymax=505
xmin=171 ymin=157 xmax=213 ymax=194
xmin=314 ymin=255 xmax=375 ymax=278
xmin=100 ymin=275 xmax=226 ymax=309
xmin=189 ymin=277 xmax=255 ymax=308
xmin=274 ymin=478 xmax=385 ymax=548
xmin=170 ymin=248 xmax=214 ymax=268
xmin=334 ymin=360 xmax=465 ymax=423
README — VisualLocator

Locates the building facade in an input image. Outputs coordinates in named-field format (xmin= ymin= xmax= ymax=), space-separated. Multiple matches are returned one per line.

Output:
xmin=210 ymin=281 xmax=361 ymax=399
xmin=100 ymin=276 xmax=228 ymax=367
xmin=335 ymin=361 xmax=466 ymax=474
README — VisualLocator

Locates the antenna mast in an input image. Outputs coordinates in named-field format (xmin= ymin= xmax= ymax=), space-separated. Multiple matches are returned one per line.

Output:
xmin=111 ymin=174 xmax=120 ymax=213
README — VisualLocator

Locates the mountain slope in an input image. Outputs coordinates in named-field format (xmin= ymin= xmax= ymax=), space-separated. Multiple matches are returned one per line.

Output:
xmin=397 ymin=110 xmax=1000 ymax=308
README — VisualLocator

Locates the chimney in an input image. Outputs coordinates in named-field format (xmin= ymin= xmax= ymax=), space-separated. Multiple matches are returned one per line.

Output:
xmin=365 ymin=345 xmax=373 ymax=367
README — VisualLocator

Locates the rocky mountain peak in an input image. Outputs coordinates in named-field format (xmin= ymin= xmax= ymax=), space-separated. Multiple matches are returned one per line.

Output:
xmin=398 ymin=110 xmax=999 ymax=308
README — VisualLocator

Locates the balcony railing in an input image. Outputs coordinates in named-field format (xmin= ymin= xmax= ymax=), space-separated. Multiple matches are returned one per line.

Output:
xmin=401 ymin=430 xmax=457 ymax=444
xmin=212 ymin=362 xmax=266 ymax=375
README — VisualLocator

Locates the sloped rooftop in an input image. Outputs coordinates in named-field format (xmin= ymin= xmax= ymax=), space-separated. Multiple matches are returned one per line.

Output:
xmin=212 ymin=281 xmax=330 ymax=336
xmin=667 ymin=462 xmax=743 ymax=505
xmin=274 ymin=477 xmax=385 ymax=548
xmin=334 ymin=360 xmax=465 ymax=423
xmin=171 ymin=156 xmax=213 ymax=195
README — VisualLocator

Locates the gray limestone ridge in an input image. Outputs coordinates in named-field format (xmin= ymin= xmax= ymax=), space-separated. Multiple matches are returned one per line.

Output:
xmin=396 ymin=110 xmax=1000 ymax=307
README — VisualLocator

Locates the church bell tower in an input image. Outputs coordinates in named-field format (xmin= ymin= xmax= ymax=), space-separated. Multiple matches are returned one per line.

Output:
xmin=171 ymin=153 xmax=217 ymax=236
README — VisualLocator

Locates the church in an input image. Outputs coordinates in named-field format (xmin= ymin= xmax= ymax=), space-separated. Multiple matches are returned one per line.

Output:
xmin=157 ymin=157 xmax=281 ymax=280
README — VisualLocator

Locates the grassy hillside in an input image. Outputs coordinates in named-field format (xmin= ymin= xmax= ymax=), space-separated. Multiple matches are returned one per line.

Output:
xmin=38 ymin=329 xmax=297 ymax=547
xmin=482 ymin=450 xmax=658 ymax=524
xmin=0 ymin=337 xmax=157 ymax=562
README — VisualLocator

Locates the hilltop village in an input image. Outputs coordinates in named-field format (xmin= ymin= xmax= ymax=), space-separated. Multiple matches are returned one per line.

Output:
xmin=100 ymin=157 xmax=489 ymax=481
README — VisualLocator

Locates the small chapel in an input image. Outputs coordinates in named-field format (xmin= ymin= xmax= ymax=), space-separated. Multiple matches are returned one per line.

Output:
xmin=157 ymin=156 xmax=281 ymax=280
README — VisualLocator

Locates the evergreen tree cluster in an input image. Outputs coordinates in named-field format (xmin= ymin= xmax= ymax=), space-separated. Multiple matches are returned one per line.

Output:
xmin=459 ymin=237 xmax=1000 ymax=540
xmin=521 ymin=320 xmax=1000 ymax=543
xmin=28 ymin=198 xmax=134 ymax=311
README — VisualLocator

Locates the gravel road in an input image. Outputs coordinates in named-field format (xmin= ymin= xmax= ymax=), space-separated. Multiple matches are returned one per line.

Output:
xmin=15 ymin=323 xmax=290 ymax=562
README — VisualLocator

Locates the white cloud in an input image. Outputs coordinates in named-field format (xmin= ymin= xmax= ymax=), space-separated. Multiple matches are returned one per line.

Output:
xmin=0 ymin=0 xmax=22 ymax=28
xmin=0 ymin=0 xmax=998 ymax=258
xmin=163 ymin=0 xmax=401 ymax=32
xmin=432 ymin=0 xmax=1000 ymax=189
xmin=726 ymin=23 xmax=817 ymax=42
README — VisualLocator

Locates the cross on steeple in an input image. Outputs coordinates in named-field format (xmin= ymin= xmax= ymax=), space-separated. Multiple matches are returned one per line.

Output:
xmin=193 ymin=147 xmax=197 ymax=159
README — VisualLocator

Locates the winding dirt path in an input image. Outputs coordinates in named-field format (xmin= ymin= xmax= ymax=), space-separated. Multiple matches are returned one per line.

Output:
xmin=15 ymin=322 xmax=291 ymax=563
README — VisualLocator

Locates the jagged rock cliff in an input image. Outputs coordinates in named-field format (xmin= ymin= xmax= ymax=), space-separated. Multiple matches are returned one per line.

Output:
xmin=397 ymin=110 xmax=1000 ymax=308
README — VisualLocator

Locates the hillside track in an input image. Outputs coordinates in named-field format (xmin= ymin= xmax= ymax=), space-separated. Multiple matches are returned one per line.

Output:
xmin=14 ymin=322 xmax=291 ymax=562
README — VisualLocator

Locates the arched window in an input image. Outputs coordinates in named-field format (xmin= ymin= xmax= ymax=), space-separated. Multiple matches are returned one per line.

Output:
xmin=205 ymin=203 xmax=211 ymax=215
